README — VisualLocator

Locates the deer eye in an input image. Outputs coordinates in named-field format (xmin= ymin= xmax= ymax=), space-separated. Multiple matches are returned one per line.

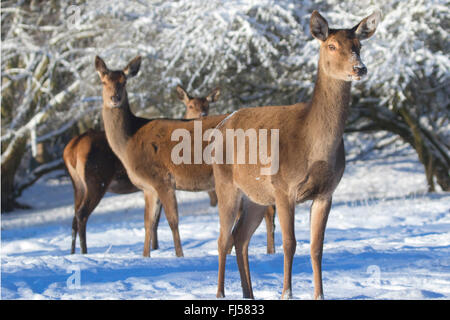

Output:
xmin=328 ymin=44 xmax=336 ymax=51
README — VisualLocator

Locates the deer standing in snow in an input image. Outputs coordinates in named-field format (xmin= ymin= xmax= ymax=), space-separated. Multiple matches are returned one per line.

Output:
xmin=64 ymin=85 xmax=220 ymax=255
xmin=94 ymin=56 xmax=277 ymax=258
xmin=212 ymin=10 xmax=381 ymax=299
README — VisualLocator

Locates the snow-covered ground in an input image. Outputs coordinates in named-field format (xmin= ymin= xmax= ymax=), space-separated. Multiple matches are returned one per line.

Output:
xmin=1 ymin=150 xmax=449 ymax=300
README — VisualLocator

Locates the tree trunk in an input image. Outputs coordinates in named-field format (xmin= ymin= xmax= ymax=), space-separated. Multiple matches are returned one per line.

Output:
xmin=1 ymin=134 xmax=29 ymax=212
xmin=399 ymin=106 xmax=450 ymax=192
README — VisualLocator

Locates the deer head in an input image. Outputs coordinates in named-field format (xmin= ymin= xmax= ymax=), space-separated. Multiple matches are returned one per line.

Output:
xmin=95 ymin=56 xmax=142 ymax=108
xmin=176 ymin=85 xmax=220 ymax=119
xmin=310 ymin=10 xmax=381 ymax=81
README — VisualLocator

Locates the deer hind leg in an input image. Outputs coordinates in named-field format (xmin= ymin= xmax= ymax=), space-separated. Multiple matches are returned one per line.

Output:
xmin=275 ymin=192 xmax=296 ymax=300
xmin=143 ymin=191 xmax=161 ymax=257
xmin=71 ymin=216 xmax=78 ymax=254
xmin=226 ymin=199 xmax=244 ymax=255
xmin=232 ymin=198 xmax=267 ymax=299
xmin=151 ymin=201 xmax=162 ymax=250
xmin=76 ymin=195 xmax=105 ymax=255
xmin=70 ymin=177 xmax=89 ymax=254
xmin=216 ymin=183 xmax=242 ymax=298
xmin=157 ymin=188 xmax=184 ymax=257
xmin=309 ymin=197 xmax=332 ymax=300
xmin=264 ymin=205 xmax=276 ymax=254
xmin=76 ymin=214 xmax=89 ymax=254
xmin=76 ymin=173 xmax=110 ymax=254
xmin=69 ymin=174 xmax=84 ymax=254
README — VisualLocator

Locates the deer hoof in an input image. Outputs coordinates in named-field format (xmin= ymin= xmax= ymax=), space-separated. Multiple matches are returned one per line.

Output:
xmin=281 ymin=289 xmax=292 ymax=300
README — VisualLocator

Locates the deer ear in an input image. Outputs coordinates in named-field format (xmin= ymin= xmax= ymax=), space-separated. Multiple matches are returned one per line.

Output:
xmin=353 ymin=10 xmax=381 ymax=40
xmin=206 ymin=87 xmax=220 ymax=103
xmin=310 ymin=10 xmax=329 ymax=41
xmin=176 ymin=85 xmax=190 ymax=104
xmin=123 ymin=56 xmax=141 ymax=78
xmin=95 ymin=56 xmax=108 ymax=77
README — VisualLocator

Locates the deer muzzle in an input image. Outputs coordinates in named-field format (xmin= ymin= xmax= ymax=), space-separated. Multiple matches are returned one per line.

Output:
xmin=353 ymin=65 xmax=367 ymax=77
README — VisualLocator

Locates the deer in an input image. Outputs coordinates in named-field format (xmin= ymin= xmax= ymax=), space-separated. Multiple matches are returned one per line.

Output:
xmin=63 ymin=85 xmax=221 ymax=255
xmin=212 ymin=10 xmax=381 ymax=299
xmin=95 ymin=56 xmax=278 ymax=258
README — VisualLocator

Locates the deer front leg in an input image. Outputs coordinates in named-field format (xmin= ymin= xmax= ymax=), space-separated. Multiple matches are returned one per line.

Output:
xmin=264 ymin=205 xmax=276 ymax=254
xmin=275 ymin=192 xmax=296 ymax=300
xmin=309 ymin=197 xmax=332 ymax=300
xmin=208 ymin=190 xmax=218 ymax=207
xmin=143 ymin=191 xmax=161 ymax=257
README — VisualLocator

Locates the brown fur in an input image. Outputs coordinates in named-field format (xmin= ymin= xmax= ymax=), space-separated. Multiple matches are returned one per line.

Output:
xmin=95 ymin=56 xmax=276 ymax=257
xmin=63 ymin=87 xmax=220 ymax=255
xmin=212 ymin=10 xmax=380 ymax=299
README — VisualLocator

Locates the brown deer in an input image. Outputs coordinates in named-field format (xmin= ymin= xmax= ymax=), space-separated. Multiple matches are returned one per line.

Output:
xmin=94 ymin=55 xmax=236 ymax=258
xmin=63 ymin=85 xmax=220 ymax=255
xmin=94 ymin=56 xmax=276 ymax=258
xmin=212 ymin=10 xmax=381 ymax=299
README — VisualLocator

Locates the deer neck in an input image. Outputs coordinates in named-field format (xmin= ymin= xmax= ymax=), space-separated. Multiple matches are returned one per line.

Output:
xmin=306 ymin=61 xmax=351 ymax=161
xmin=183 ymin=111 xmax=192 ymax=120
xmin=101 ymin=94 xmax=136 ymax=158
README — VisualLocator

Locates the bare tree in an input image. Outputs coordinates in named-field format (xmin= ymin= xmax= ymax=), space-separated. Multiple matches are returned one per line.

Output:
xmin=1 ymin=0 xmax=98 ymax=210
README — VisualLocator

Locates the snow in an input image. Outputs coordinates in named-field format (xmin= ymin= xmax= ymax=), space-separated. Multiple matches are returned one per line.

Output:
xmin=2 ymin=150 xmax=449 ymax=300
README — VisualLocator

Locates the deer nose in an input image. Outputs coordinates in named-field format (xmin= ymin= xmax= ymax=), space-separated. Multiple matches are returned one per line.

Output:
xmin=354 ymin=65 xmax=367 ymax=76
xmin=110 ymin=95 xmax=121 ymax=104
